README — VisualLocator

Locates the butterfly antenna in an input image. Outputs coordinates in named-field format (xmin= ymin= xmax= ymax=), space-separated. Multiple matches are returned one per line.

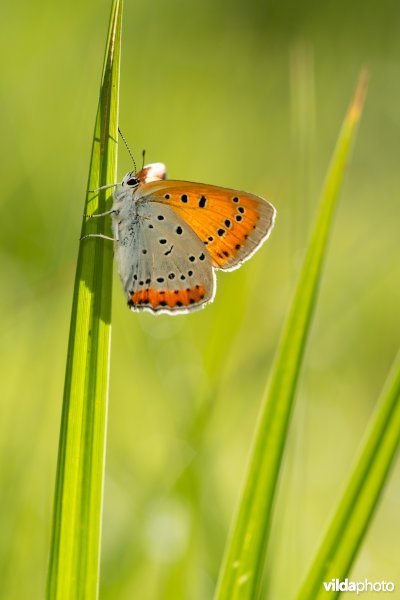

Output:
xmin=118 ymin=127 xmax=137 ymax=175
xmin=142 ymin=149 xmax=146 ymax=169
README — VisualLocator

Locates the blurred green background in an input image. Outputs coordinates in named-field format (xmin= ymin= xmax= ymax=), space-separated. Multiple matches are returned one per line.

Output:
xmin=1 ymin=0 xmax=399 ymax=598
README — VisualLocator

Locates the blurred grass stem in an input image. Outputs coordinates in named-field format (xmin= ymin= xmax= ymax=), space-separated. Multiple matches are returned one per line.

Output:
xmin=215 ymin=71 xmax=368 ymax=600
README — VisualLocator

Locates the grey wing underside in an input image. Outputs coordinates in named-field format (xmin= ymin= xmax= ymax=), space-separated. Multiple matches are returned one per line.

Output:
xmin=114 ymin=203 xmax=215 ymax=314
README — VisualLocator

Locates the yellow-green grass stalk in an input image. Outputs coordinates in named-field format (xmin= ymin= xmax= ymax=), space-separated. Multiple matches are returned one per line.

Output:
xmin=297 ymin=348 xmax=400 ymax=600
xmin=214 ymin=71 xmax=368 ymax=600
xmin=47 ymin=1 xmax=122 ymax=598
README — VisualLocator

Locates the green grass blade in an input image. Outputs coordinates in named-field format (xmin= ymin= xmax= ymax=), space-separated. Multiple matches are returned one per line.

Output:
xmin=297 ymin=349 xmax=400 ymax=600
xmin=47 ymin=1 xmax=122 ymax=598
xmin=214 ymin=71 xmax=368 ymax=600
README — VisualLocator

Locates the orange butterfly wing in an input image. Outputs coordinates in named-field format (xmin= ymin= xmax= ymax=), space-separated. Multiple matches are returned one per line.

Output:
xmin=139 ymin=180 xmax=276 ymax=270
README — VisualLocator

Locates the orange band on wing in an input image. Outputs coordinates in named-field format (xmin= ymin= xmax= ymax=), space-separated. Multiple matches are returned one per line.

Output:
xmin=129 ymin=285 xmax=206 ymax=310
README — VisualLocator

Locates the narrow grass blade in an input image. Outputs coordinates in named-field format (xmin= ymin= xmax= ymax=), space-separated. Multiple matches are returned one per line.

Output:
xmin=297 ymin=349 xmax=400 ymax=600
xmin=214 ymin=71 xmax=368 ymax=600
xmin=47 ymin=1 xmax=122 ymax=598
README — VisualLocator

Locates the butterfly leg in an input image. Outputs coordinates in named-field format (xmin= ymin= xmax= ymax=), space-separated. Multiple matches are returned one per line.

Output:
xmin=80 ymin=221 xmax=119 ymax=242
xmin=80 ymin=233 xmax=115 ymax=242
xmin=88 ymin=182 xmax=118 ymax=193
xmin=84 ymin=209 xmax=119 ymax=218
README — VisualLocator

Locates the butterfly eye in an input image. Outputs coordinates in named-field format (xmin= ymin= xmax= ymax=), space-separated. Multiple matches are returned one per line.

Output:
xmin=126 ymin=177 xmax=139 ymax=186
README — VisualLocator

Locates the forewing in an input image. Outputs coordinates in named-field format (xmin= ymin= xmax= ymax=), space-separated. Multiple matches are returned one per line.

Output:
xmin=138 ymin=180 xmax=276 ymax=270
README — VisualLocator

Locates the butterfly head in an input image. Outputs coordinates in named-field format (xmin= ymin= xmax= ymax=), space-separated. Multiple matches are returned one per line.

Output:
xmin=121 ymin=172 xmax=140 ymax=187
xmin=114 ymin=163 xmax=168 ymax=201
xmin=121 ymin=163 xmax=167 ymax=188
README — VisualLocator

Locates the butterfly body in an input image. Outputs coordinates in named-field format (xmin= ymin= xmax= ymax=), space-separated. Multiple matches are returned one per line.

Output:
xmin=96 ymin=163 xmax=275 ymax=315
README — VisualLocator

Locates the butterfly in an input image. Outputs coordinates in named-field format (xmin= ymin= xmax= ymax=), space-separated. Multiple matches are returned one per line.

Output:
xmin=83 ymin=161 xmax=276 ymax=315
